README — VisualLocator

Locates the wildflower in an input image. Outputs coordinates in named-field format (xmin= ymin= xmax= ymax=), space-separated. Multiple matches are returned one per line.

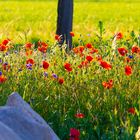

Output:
xmin=125 ymin=66 xmax=132 ymax=76
xmin=75 ymin=113 xmax=85 ymax=118
xmin=58 ymin=78 xmax=64 ymax=85
xmin=43 ymin=61 xmax=49 ymax=70
xmin=26 ymin=58 xmax=34 ymax=65
xmin=128 ymin=55 xmax=133 ymax=59
xmin=70 ymin=31 xmax=75 ymax=37
xmin=0 ymin=71 xmax=2 ymax=76
xmin=55 ymin=34 xmax=61 ymax=41
xmin=64 ymin=63 xmax=72 ymax=72
xmin=0 ymin=44 xmax=7 ymax=52
xmin=102 ymin=80 xmax=113 ymax=89
xmin=118 ymin=48 xmax=128 ymax=56
xmin=132 ymin=46 xmax=140 ymax=54
xmin=85 ymin=43 xmax=92 ymax=49
xmin=86 ymin=55 xmax=93 ymax=62
xmin=38 ymin=42 xmax=48 ymax=53
xmin=52 ymin=73 xmax=58 ymax=79
xmin=26 ymin=64 xmax=32 ymax=70
xmin=25 ymin=42 xmax=33 ymax=50
xmin=0 ymin=75 xmax=7 ymax=83
xmin=128 ymin=107 xmax=135 ymax=115
xmin=44 ymin=72 xmax=48 ymax=77
xmin=116 ymin=32 xmax=123 ymax=40
xmin=69 ymin=128 xmax=80 ymax=140
xmin=100 ymin=60 xmax=112 ymax=70
xmin=2 ymin=39 xmax=10 ymax=46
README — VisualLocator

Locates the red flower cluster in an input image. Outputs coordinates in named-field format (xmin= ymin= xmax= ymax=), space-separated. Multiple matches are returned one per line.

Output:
xmin=75 ymin=113 xmax=85 ymax=119
xmin=128 ymin=107 xmax=136 ymax=115
xmin=69 ymin=128 xmax=80 ymax=140
xmin=85 ymin=43 xmax=92 ymax=49
xmin=26 ymin=58 xmax=34 ymax=65
xmin=125 ymin=66 xmax=132 ymax=76
xmin=25 ymin=42 xmax=33 ymax=56
xmin=116 ymin=32 xmax=123 ymax=40
xmin=2 ymin=39 xmax=10 ymax=46
xmin=70 ymin=31 xmax=75 ymax=37
xmin=102 ymin=80 xmax=113 ymax=89
xmin=64 ymin=63 xmax=72 ymax=72
xmin=100 ymin=60 xmax=112 ymax=70
xmin=132 ymin=46 xmax=140 ymax=54
xmin=73 ymin=46 xmax=84 ymax=56
xmin=55 ymin=34 xmax=61 ymax=42
xmin=86 ymin=55 xmax=93 ymax=62
xmin=25 ymin=42 xmax=33 ymax=50
xmin=43 ymin=61 xmax=49 ymax=70
xmin=118 ymin=48 xmax=128 ymax=56
xmin=38 ymin=42 xmax=48 ymax=53
xmin=58 ymin=78 xmax=64 ymax=85
xmin=0 ymin=75 xmax=7 ymax=83
xmin=0 ymin=39 xmax=10 ymax=52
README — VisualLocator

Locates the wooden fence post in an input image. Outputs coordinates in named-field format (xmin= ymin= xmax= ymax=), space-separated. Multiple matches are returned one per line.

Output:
xmin=56 ymin=0 xmax=73 ymax=49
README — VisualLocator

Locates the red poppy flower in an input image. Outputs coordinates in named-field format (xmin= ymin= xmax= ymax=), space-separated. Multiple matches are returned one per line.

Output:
xmin=0 ymin=75 xmax=7 ymax=83
xmin=55 ymin=34 xmax=61 ymax=41
xmin=70 ymin=32 xmax=75 ymax=37
xmin=86 ymin=43 xmax=92 ymax=49
xmin=86 ymin=55 xmax=93 ymax=62
xmin=79 ymin=46 xmax=84 ymax=53
xmin=125 ymin=66 xmax=132 ymax=76
xmin=64 ymin=63 xmax=72 ymax=72
xmin=0 ymin=44 xmax=7 ymax=51
xmin=25 ymin=43 xmax=33 ymax=50
xmin=128 ymin=108 xmax=135 ymax=115
xmin=26 ymin=58 xmax=34 ymax=65
xmin=43 ymin=61 xmax=49 ymax=70
xmin=100 ymin=60 xmax=112 ymax=70
xmin=118 ymin=48 xmax=128 ymax=56
xmin=131 ymin=46 xmax=140 ymax=54
xmin=2 ymin=39 xmax=10 ymax=46
xmin=102 ymin=80 xmax=113 ymax=89
xmin=75 ymin=113 xmax=85 ymax=118
xmin=69 ymin=128 xmax=80 ymax=140
xmin=58 ymin=78 xmax=64 ymax=85
xmin=116 ymin=32 xmax=123 ymax=40
xmin=38 ymin=42 xmax=48 ymax=53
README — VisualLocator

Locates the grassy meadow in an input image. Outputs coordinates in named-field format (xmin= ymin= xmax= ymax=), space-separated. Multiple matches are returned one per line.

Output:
xmin=0 ymin=0 xmax=140 ymax=140
xmin=0 ymin=1 xmax=140 ymax=43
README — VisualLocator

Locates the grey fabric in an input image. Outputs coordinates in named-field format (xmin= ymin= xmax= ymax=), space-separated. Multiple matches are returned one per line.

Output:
xmin=0 ymin=92 xmax=60 ymax=140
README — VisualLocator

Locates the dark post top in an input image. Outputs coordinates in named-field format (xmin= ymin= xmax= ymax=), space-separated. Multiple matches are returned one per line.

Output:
xmin=56 ymin=0 xmax=73 ymax=49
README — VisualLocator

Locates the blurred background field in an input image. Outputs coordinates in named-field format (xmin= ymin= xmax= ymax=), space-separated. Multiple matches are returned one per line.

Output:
xmin=0 ymin=0 xmax=140 ymax=43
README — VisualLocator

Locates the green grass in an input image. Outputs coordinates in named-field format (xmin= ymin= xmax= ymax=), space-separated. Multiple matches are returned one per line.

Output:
xmin=0 ymin=1 xmax=140 ymax=139
xmin=0 ymin=1 xmax=140 ymax=44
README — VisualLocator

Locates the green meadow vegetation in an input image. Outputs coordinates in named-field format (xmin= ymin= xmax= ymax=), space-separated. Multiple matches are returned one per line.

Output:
xmin=0 ymin=0 xmax=140 ymax=140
